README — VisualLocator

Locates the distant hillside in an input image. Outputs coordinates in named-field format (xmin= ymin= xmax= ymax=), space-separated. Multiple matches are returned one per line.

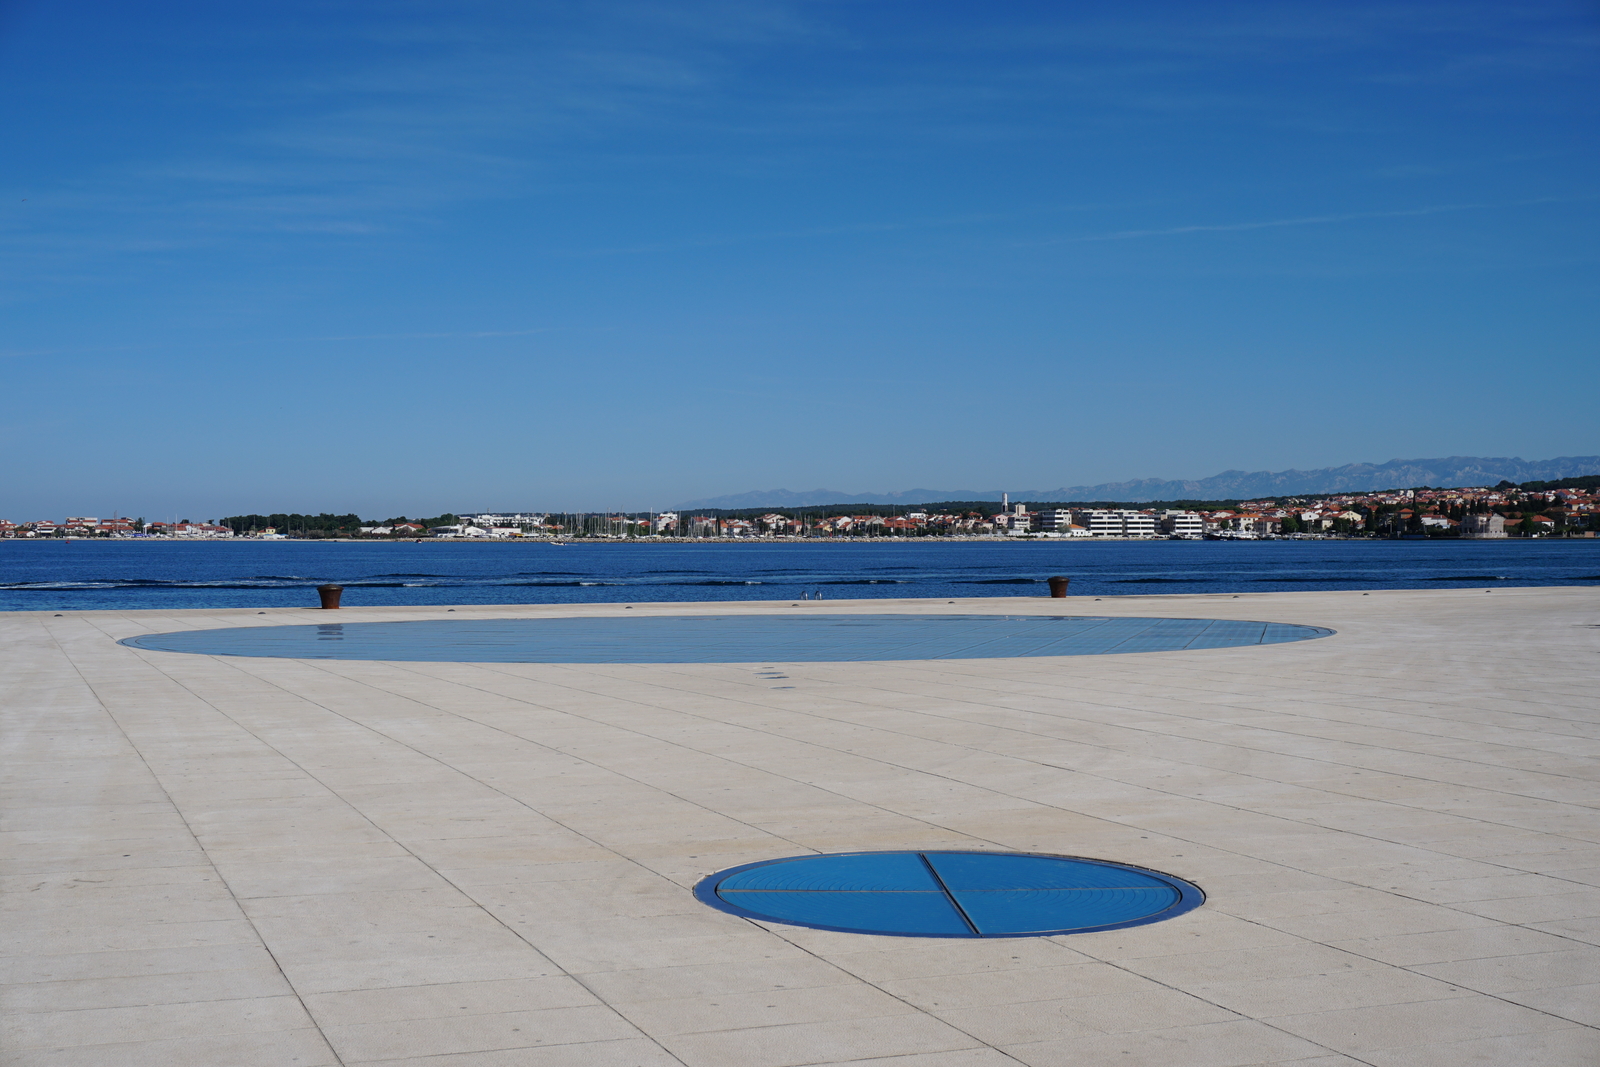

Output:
xmin=676 ymin=455 xmax=1600 ymax=509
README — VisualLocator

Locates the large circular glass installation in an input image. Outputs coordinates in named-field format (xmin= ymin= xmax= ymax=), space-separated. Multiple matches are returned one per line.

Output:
xmin=695 ymin=851 xmax=1203 ymax=937
xmin=120 ymin=613 xmax=1331 ymax=663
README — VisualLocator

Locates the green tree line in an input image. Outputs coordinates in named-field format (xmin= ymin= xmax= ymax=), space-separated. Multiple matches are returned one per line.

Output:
xmin=220 ymin=513 xmax=459 ymax=537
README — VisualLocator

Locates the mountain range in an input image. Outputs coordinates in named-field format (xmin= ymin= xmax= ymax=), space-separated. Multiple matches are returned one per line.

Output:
xmin=676 ymin=455 xmax=1600 ymax=509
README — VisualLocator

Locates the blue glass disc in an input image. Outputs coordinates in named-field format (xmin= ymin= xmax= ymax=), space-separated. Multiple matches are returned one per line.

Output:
xmin=695 ymin=851 xmax=1202 ymax=938
xmin=120 ymin=614 xmax=1332 ymax=663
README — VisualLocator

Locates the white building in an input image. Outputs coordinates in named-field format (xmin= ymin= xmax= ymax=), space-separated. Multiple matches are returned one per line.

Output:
xmin=465 ymin=513 xmax=545 ymax=529
xmin=1033 ymin=508 xmax=1074 ymax=533
xmin=1083 ymin=511 xmax=1122 ymax=536
xmin=1460 ymin=514 xmax=1507 ymax=538
xmin=429 ymin=525 xmax=488 ymax=538
xmin=1159 ymin=511 xmax=1204 ymax=537
xmin=1082 ymin=510 xmax=1158 ymax=537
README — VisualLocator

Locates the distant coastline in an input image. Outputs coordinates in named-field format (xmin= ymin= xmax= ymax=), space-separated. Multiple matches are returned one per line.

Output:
xmin=7 ymin=534 xmax=1589 ymax=546
xmin=679 ymin=455 xmax=1600 ymax=509
xmin=9 ymin=469 xmax=1598 ymax=542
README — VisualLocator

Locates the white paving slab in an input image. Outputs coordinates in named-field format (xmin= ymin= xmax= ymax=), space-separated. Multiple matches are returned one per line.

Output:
xmin=3 ymin=587 xmax=1598 ymax=1066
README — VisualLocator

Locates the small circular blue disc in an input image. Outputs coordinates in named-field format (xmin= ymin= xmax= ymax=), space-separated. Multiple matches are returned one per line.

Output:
xmin=695 ymin=850 xmax=1203 ymax=938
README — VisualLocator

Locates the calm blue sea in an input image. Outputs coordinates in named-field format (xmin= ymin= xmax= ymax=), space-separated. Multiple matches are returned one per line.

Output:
xmin=2 ymin=538 xmax=1598 ymax=612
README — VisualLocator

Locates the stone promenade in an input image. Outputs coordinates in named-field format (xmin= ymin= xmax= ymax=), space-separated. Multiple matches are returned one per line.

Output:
xmin=4 ymin=589 xmax=1598 ymax=1066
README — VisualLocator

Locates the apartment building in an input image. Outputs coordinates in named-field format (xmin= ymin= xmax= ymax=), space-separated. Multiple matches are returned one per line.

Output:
xmin=1033 ymin=508 xmax=1074 ymax=532
xmin=1159 ymin=510 xmax=1204 ymax=537
xmin=1081 ymin=510 xmax=1158 ymax=537
xmin=465 ymin=513 xmax=546 ymax=528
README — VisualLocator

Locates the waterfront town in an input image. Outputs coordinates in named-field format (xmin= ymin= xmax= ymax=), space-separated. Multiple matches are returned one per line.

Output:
xmin=5 ymin=481 xmax=1598 ymax=540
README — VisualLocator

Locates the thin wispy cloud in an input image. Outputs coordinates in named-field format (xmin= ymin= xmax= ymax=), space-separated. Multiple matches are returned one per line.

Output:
xmin=1032 ymin=193 xmax=1600 ymax=246
xmin=1039 ymin=202 xmax=1484 ymax=246
xmin=572 ymin=195 xmax=1593 ymax=259
xmin=0 ymin=327 xmax=587 ymax=360
xmin=305 ymin=328 xmax=583 ymax=342
xmin=568 ymin=209 xmax=1066 ymax=257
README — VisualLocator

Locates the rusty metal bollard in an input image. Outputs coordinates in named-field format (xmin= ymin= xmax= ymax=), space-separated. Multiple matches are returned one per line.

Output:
xmin=316 ymin=584 xmax=344 ymax=609
xmin=1047 ymin=575 xmax=1070 ymax=598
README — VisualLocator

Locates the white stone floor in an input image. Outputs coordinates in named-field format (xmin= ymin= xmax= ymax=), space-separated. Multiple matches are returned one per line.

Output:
xmin=4 ymin=588 xmax=1599 ymax=1067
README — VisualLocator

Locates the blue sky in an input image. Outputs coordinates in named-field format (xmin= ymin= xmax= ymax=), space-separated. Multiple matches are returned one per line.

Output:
xmin=2 ymin=1 xmax=1596 ymax=517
